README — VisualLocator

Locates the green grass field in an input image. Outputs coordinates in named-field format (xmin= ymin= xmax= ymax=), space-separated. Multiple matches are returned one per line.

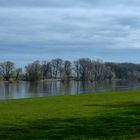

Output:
xmin=0 ymin=91 xmax=140 ymax=140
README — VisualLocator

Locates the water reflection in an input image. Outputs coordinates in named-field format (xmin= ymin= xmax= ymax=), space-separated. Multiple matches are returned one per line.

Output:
xmin=0 ymin=81 xmax=140 ymax=99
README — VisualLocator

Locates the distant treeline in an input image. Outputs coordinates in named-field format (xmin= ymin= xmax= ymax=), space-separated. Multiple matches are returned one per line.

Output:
xmin=0 ymin=58 xmax=140 ymax=82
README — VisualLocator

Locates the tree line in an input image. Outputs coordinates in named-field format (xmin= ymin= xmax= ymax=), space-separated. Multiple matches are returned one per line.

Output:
xmin=0 ymin=58 xmax=140 ymax=82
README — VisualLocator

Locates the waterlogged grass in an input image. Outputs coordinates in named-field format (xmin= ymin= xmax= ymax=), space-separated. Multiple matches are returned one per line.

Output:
xmin=0 ymin=91 xmax=139 ymax=139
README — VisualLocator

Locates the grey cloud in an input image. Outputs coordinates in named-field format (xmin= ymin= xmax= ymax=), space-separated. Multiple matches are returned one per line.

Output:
xmin=0 ymin=1 xmax=140 ymax=64
xmin=0 ymin=8 xmax=139 ymax=48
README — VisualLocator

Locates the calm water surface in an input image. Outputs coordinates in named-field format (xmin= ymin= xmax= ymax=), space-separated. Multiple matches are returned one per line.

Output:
xmin=0 ymin=81 xmax=140 ymax=100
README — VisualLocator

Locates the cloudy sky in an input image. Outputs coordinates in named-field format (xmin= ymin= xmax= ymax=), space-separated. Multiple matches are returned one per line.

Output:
xmin=1 ymin=0 xmax=140 ymax=66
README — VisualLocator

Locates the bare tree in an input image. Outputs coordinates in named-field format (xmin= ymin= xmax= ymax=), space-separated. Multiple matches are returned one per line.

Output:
xmin=25 ymin=61 xmax=42 ymax=81
xmin=127 ymin=71 xmax=140 ymax=81
xmin=0 ymin=61 xmax=15 ymax=81
xmin=51 ymin=58 xmax=63 ymax=79
xmin=74 ymin=60 xmax=80 ymax=80
xmin=74 ymin=58 xmax=92 ymax=81
xmin=15 ymin=68 xmax=22 ymax=81
xmin=42 ymin=61 xmax=52 ymax=79
xmin=93 ymin=59 xmax=106 ymax=81
xmin=62 ymin=60 xmax=72 ymax=80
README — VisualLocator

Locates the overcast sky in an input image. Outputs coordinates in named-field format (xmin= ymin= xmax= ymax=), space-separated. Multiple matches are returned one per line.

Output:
xmin=1 ymin=0 xmax=140 ymax=66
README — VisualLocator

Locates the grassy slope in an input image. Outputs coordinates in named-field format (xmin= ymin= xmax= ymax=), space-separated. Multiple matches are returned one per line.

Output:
xmin=0 ymin=91 xmax=140 ymax=140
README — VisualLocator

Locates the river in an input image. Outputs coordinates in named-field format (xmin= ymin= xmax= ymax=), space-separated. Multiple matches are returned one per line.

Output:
xmin=0 ymin=80 xmax=140 ymax=99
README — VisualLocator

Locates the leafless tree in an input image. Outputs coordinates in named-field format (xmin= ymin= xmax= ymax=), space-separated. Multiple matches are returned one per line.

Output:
xmin=42 ymin=61 xmax=52 ymax=79
xmin=74 ymin=58 xmax=93 ymax=81
xmin=25 ymin=61 xmax=42 ymax=81
xmin=51 ymin=58 xmax=63 ymax=79
xmin=15 ymin=68 xmax=22 ymax=80
xmin=62 ymin=60 xmax=72 ymax=80
xmin=93 ymin=59 xmax=106 ymax=81
xmin=0 ymin=61 xmax=15 ymax=81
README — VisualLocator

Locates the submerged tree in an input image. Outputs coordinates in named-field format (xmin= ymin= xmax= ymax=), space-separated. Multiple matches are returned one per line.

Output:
xmin=51 ymin=58 xmax=63 ymax=79
xmin=0 ymin=61 xmax=15 ymax=81
xmin=62 ymin=60 xmax=72 ymax=80
xmin=25 ymin=61 xmax=42 ymax=81
xmin=74 ymin=58 xmax=93 ymax=81
xmin=15 ymin=68 xmax=22 ymax=81
xmin=93 ymin=59 xmax=106 ymax=81
xmin=42 ymin=61 xmax=52 ymax=79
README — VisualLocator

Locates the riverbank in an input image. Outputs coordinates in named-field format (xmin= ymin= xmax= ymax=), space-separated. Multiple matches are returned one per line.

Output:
xmin=0 ymin=90 xmax=140 ymax=139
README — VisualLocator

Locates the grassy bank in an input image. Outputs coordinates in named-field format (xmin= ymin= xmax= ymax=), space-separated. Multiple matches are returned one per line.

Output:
xmin=0 ymin=91 xmax=140 ymax=140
